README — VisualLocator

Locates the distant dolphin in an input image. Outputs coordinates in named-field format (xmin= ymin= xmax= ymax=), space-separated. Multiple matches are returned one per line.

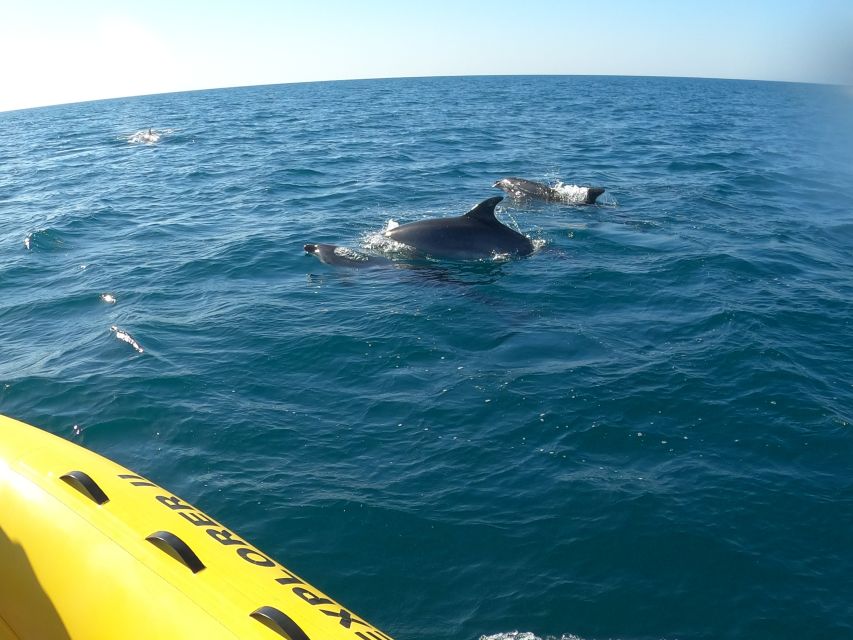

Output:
xmin=494 ymin=177 xmax=605 ymax=204
xmin=384 ymin=196 xmax=533 ymax=260
xmin=129 ymin=128 xmax=161 ymax=144
xmin=304 ymin=243 xmax=391 ymax=268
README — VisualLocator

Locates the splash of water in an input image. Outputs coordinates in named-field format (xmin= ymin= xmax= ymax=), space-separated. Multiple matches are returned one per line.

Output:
xmin=480 ymin=632 xmax=586 ymax=640
xmin=110 ymin=325 xmax=144 ymax=353
xmin=552 ymin=182 xmax=594 ymax=203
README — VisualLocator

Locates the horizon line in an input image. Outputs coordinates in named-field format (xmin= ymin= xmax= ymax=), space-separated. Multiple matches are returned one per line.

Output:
xmin=1 ymin=72 xmax=845 ymax=115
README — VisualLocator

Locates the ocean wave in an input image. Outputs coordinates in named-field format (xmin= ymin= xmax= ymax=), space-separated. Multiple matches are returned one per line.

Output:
xmin=22 ymin=228 xmax=64 ymax=251
xmin=480 ymin=633 xmax=586 ymax=640
xmin=2 ymin=77 xmax=851 ymax=640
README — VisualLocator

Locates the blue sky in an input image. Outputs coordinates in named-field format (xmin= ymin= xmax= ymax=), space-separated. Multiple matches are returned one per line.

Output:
xmin=1 ymin=0 xmax=850 ymax=112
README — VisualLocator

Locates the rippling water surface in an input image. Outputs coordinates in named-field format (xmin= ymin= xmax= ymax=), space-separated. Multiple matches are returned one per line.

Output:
xmin=1 ymin=76 xmax=852 ymax=639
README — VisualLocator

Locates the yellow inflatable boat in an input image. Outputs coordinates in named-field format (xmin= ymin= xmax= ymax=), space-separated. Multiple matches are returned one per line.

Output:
xmin=0 ymin=414 xmax=392 ymax=640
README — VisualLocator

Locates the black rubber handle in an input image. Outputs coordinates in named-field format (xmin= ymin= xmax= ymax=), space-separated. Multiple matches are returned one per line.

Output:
xmin=250 ymin=606 xmax=310 ymax=640
xmin=60 ymin=470 xmax=109 ymax=505
xmin=145 ymin=530 xmax=206 ymax=573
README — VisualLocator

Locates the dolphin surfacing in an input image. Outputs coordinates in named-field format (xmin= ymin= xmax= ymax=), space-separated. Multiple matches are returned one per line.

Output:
xmin=494 ymin=177 xmax=605 ymax=204
xmin=304 ymin=243 xmax=391 ymax=268
xmin=384 ymin=196 xmax=533 ymax=260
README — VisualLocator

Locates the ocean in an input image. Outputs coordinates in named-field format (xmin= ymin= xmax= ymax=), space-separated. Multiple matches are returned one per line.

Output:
xmin=1 ymin=75 xmax=852 ymax=639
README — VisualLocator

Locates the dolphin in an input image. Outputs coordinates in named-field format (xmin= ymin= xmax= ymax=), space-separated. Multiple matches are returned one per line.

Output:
xmin=304 ymin=243 xmax=391 ymax=268
xmin=384 ymin=196 xmax=533 ymax=260
xmin=494 ymin=177 xmax=605 ymax=204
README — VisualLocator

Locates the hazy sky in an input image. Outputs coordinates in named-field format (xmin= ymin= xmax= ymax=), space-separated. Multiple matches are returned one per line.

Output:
xmin=1 ymin=0 xmax=851 ymax=112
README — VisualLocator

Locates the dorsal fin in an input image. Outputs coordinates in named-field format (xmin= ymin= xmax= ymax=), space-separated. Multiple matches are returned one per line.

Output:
xmin=463 ymin=196 xmax=504 ymax=223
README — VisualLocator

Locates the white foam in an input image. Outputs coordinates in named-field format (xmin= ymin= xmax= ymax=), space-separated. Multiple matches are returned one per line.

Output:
xmin=480 ymin=632 xmax=586 ymax=640
xmin=531 ymin=237 xmax=548 ymax=252
xmin=333 ymin=246 xmax=370 ymax=262
xmin=101 ymin=293 xmax=117 ymax=304
xmin=110 ymin=325 xmax=144 ymax=353
xmin=363 ymin=228 xmax=411 ymax=256
xmin=553 ymin=182 xmax=593 ymax=203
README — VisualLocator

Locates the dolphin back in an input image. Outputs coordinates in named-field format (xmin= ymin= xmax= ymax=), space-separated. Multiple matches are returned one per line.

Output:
xmin=385 ymin=196 xmax=532 ymax=259
xmin=495 ymin=176 xmax=606 ymax=204
xmin=494 ymin=177 xmax=555 ymax=199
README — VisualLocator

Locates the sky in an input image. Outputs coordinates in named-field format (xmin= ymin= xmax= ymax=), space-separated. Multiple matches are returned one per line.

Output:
xmin=1 ymin=0 xmax=851 ymax=112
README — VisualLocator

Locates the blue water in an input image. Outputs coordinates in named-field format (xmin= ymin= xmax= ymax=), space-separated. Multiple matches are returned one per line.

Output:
xmin=1 ymin=76 xmax=852 ymax=639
